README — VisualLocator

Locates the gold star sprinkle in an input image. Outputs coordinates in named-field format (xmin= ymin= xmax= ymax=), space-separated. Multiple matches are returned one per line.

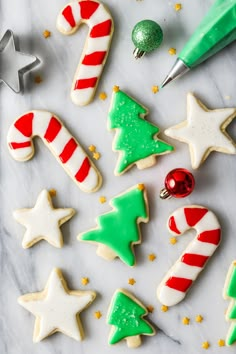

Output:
xmin=152 ymin=86 xmax=159 ymax=94
xmin=168 ymin=48 xmax=177 ymax=55
xmin=34 ymin=75 xmax=42 ymax=84
xmin=113 ymin=85 xmax=120 ymax=93
xmin=43 ymin=30 xmax=51 ymax=38
xmin=49 ymin=189 xmax=57 ymax=197
xmin=94 ymin=311 xmax=102 ymax=319
xmin=174 ymin=3 xmax=182 ymax=11
xmin=195 ymin=314 xmax=203 ymax=323
xmin=202 ymin=342 xmax=210 ymax=350
xmin=128 ymin=278 xmax=136 ymax=285
xmin=93 ymin=152 xmax=101 ymax=160
xmin=88 ymin=145 xmax=96 ymax=152
xmin=217 ymin=339 xmax=225 ymax=347
xmin=99 ymin=196 xmax=107 ymax=204
xmin=161 ymin=305 xmax=169 ymax=312
xmin=182 ymin=317 xmax=190 ymax=325
xmin=81 ymin=277 xmax=89 ymax=286
xmin=137 ymin=183 xmax=145 ymax=191
xmin=170 ymin=237 xmax=177 ymax=245
xmin=99 ymin=92 xmax=107 ymax=100
xmin=148 ymin=253 xmax=156 ymax=262
xmin=147 ymin=305 xmax=154 ymax=313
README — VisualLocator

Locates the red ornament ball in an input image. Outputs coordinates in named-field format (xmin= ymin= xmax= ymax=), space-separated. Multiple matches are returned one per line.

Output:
xmin=162 ymin=168 xmax=195 ymax=199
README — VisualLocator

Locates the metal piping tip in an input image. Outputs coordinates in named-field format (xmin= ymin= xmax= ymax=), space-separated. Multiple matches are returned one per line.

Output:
xmin=161 ymin=75 xmax=173 ymax=88
xmin=161 ymin=59 xmax=190 ymax=88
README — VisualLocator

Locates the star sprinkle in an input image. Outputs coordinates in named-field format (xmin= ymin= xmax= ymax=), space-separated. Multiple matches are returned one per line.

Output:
xmin=89 ymin=145 xmax=96 ymax=152
xmin=182 ymin=317 xmax=190 ymax=325
xmin=218 ymin=339 xmax=225 ymax=347
xmin=94 ymin=311 xmax=102 ymax=319
xmin=147 ymin=305 xmax=154 ymax=313
xmin=99 ymin=92 xmax=107 ymax=100
xmin=202 ymin=341 xmax=210 ymax=349
xmin=165 ymin=93 xmax=236 ymax=169
xmin=13 ymin=189 xmax=75 ymax=248
xmin=99 ymin=196 xmax=107 ymax=204
xmin=161 ymin=305 xmax=169 ymax=312
xmin=128 ymin=278 xmax=136 ymax=285
xmin=195 ymin=314 xmax=203 ymax=323
xmin=152 ymin=85 xmax=159 ymax=94
xmin=93 ymin=152 xmax=101 ymax=160
xmin=81 ymin=277 xmax=89 ymax=286
xmin=168 ymin=48 xmax=176 ymax=55
xmin=18 ymin=268 xmax=96 ymax=342
xmin=148 ymin=253 xmax=156 ymax=262
xmin=170 ymin=237 xmax=177 ymax=245
xmin=43 ymin=30 xmax=51 ymax=38
xmin=174 ymin=3 xmax=182 ymax=11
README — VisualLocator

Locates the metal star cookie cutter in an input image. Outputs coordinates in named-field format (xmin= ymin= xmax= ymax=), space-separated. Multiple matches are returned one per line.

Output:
xmin=0 ymin=29 xmax=40 ymax=93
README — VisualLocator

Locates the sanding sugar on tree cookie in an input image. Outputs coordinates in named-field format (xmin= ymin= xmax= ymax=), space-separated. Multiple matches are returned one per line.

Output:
xmin=78 ymin=184 xmax=149 ymax=267
xmin=108 ymin=86 xmax=174 ymax=176
xmin=223 ymin=261 xmax=236 ymax=346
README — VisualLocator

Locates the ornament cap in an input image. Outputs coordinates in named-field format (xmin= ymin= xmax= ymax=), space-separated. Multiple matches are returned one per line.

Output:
xmin=133 ymin=48 xmax=146 ymax=59
xmin=160 ymin=188 xmax=172 ymax=200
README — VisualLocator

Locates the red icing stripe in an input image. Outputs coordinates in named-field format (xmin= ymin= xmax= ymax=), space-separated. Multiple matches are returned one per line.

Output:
xmin=181 ymin=253 xmax=209 ymax=267
xmin=14 ymin=113 xmax=34 ymax=137
xmin=169 ymin=216 xmax=181 ymax=235
xmin=165 ymin=277 xmax=192 ymax=293
xmin=90 ymin=19 xmax=112 ymax=38
xmin=197 ymin=229 xmax=221 ymax=245
xmin=62 ymin=5 xmax=76 ymax=28
xmin=80 ymin=0 xmax=99 ymax=19
xmin=74 ymin=77 xmax=97 ymax=90
xmin=184 ymin=207 xmax=208 ymax=227
xmin=9 ymin=141 xmax=31 ymax=150
xmin=44 ymin=117 xmax=62 ymax=143
xmin=59 ymin=138 xmax=77 ymax=164
xmin=75 ymin=157 xmax=90 ymax=182
xmin=82 ymin=51 xmax=107 ymax=65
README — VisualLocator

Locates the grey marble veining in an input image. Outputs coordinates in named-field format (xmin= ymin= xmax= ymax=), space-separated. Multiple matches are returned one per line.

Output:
xmin=0 ymin=0 xmax=236 ymax=353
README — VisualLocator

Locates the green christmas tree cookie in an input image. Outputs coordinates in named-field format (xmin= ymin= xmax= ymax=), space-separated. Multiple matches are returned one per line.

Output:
xmin=107 ymin=289 xmax=155 ymax=348
xmin=78 ymin=184 xmax=149 ymax=267
xmin=223 ymin=261 xmax=236 ymax=346
xmin=108 ymin=86 xmax=174 ymax=175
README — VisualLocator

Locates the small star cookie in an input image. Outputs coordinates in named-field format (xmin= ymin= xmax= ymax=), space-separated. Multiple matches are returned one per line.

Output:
xmin=18 ymin=268 xmax=96 ymax=342
xmin=13 ymin=189 xmax=75 ymax=248
xmin=165 ymin=93 xmax=236 ymax=169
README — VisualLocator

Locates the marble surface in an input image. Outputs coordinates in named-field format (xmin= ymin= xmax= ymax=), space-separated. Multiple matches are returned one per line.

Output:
xmin=0 ymin=0 xmax=236 ymax=353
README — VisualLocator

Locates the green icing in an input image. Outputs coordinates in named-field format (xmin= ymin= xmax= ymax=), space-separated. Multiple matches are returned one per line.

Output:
xmin=80 ymin=186 xmax=148 ymax=266
xmin=108 ymin=90 xmax=174 ymax=175
xmin=226 ymin=264 xmax=236 ymax=298
xmin=107 ymin=290 xmax=154 ymax=345
xmin=227 ymin=324 xmax=236 ymax=346
xmin=179 ymin=0 xmax=236 ymax=68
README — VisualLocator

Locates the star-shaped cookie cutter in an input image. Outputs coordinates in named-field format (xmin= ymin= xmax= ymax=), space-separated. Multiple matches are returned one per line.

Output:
xmin=0 ymin=29 xmax=40 ymax=93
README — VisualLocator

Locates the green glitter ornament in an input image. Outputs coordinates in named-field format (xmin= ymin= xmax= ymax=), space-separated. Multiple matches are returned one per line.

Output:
xmin=132 ymin=20 xmax=163 ymax=59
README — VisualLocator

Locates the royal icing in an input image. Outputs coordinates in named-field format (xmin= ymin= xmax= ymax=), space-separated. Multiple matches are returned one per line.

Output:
xmin=13 ymin=189 xmax=75 ymax=248
xmin=18 ymin=268 xmax=96 ymax=342
xmin=108 ymin=88 xmax=174 ymax=175
xmin=223 ymin=261 xmax=236 ymax=346
xmin=57 ymin=0 xmax=114 ymax=106
xmin=165 ymin=93 xmax=236 ymax=169
xmin=7 ymin=111 xmax=102 ymax=193
xmin=78 ymin=184 xmax=149 ymax=266
xmin=157 ymin=205 xmax=221 ymax=306
xmin=107 ymin=289 xmax=155 ymax=348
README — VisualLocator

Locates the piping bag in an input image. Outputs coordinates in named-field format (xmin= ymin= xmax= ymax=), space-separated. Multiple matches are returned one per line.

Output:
xmin=162 ymin=0 xmax=236 ymax=87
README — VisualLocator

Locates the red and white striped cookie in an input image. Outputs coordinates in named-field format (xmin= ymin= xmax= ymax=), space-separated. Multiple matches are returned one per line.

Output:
xmin=57 ymin=0 xmax=114 ymax=106
xmin=157 ymin=205 xmax=221 ymax=306
xmin=7 ymin=111 xmax=102 ymax=193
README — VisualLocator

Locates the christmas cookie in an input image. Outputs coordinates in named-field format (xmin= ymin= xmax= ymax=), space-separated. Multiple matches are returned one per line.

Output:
xmin=13 ymin=189 xmax=75 ymax=248
xmin=7 ymin=111 xmax=102 ymax=193
xmin=18 ymin=268 xmax=96 ymax=342
xmin=108 ymin=87 xmax=174 ymax=176
xmin=57 ymin=0 xmax=114 ymax=106
xmin=107 ymin=289 xmax=155 ymax=348
xmin=223 ymin=261 xmax=236 ymax=346
xmin=165 ymin=93 xmax=236 ymax=169
xmin=157 ymin=205 xmax=221 ymax=306
xmin=78 ymin=184 xmax=149 ymax=266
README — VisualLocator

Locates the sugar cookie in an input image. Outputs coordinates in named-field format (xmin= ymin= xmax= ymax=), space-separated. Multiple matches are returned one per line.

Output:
xmin=108 ymin=87 xmax=174 ymax=176
xmin=107 ymin=289 xmax=155 ymax=348
xmin=223 ymin=261 xmax=236 ymax=346
xmin=13 ymin=189 xmax=75 ymax=248
xmin=18 ymin=268 xmax=96 ymax=342
xmin=78 ymin=184 xmax=149 ymax=266
xmin=165 ymin=93 xmax=236 ymax=169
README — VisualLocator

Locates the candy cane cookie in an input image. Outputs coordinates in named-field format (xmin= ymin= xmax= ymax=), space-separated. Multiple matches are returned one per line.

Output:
xmin=157 ymin=205 xmax=221 ymax=306
xmin=7 ymin=111 xmax=102 ymax=193
xmin=57 ymin=0 xmax=114 ymax=106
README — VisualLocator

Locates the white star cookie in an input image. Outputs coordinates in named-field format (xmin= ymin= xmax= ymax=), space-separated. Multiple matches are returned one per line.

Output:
xmin=165 ymin=93 xmax=236 ymax=169
xmin=13 ymin=189 xmax=75 ymax=248
xmin=18 ymin=268 xmax=96 ymax=342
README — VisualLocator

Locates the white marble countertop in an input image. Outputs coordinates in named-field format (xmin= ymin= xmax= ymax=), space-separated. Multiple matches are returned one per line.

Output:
xmin=1 ymin=0 xmax=236 ymax=353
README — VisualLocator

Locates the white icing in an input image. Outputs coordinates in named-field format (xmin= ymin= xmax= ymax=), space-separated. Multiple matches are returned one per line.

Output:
xmin=80 ymin=167 xmax=99 ymax=191
xmin=13 ymin=190 xmax=74 ymax=248
xmin=56 ymin=0 xmax=113 ymax=106
xmin=18 ymin=268 xmax=95 ymax=342
xmin=165 ymin=93 xmax=236 ymax=169
xmin=7 ymin=111 xmax=101 ymax=192
xmin=157 ymin=205 xmax=221 ymax=306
